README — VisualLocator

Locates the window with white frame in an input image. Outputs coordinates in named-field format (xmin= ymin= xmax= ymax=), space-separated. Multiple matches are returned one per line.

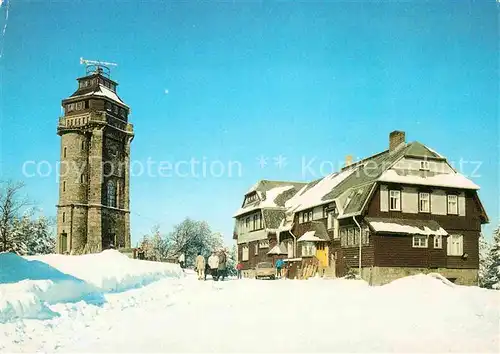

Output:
xmin=447 ymin=195 xmax=458 ymax=215
xmin=323 ymin=206 xmax=328 ymax=219
xmin=362 ymin=229 xmax=370 ymax=245
xmin=420 ymin=160 xmax=430 ymax=171
xmin=389 ymin=190 xmax=401 ymax=211
xmin=242 ymin=245 xmax=249 ymax=261
xmin=259 ymin=240 xmax=269 ymax=249
xmin=254 ymin=243 xmax=258 ymax=255
xmin=245 ymin=217 xmax=250 ymax=230
xmin=434 ymin=235 xmax=442 ymax=249
xmin=447 ymin=234 xmax=463 ymax=256
xmin=308 ymin=211 xmax=313 ymax=221
xmin=287 ymin=241 xmax=293 ymax=258
xmin=301 ymin=242 xmax=316 ymax=257
xmin=327 ymin=211 xmax=335 ymax=230
xmin=412 ymin=235 xmax=428 ymax=248
xmin=347 ymin=228 xmax=354 ymax=246
xmin=340 ymin=228 xmax=347 ymax=247
xmin=354 ymin=228 xmax=360 ymax=246
xmin=419 ymin=192 xmax=430 ymax=213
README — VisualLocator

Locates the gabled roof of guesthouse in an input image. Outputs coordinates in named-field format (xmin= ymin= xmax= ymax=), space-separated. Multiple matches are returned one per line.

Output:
xmin=233 ymin=180 xmax=307 ymax=218
xmin=325 ymin=141 xmax=484 ymax=220
xmin=235 ymin=135 xmax=488 ymax=225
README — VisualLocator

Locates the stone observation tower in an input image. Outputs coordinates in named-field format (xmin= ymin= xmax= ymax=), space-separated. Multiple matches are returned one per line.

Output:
xmin=56 ymin=59 xmax=134 ymax=254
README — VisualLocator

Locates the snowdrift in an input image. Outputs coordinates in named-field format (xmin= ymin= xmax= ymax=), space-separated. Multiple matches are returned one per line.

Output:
xmin=0 ymin=251 xmax=182 ymax=323
xmin=27 ymin=250 xmax=183 ymax=292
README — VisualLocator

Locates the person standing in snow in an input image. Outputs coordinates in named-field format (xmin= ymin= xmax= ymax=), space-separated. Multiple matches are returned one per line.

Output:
xmin=195 ymin=252 xmax=205 ymax=280
xmin=208 ymin=251 xmax=219 ymax=280
xmin=236 ymin=262 xmax=243 ymax=279
xmin=217 ymin=249 xmax=227 ymax=281
xmin=204 ymin=261 xmax=210 ymax=281
xmin=275 ymin=258 xmax=284 ymax=278
xmin=178 ymin=253 xmax=185 ymax=269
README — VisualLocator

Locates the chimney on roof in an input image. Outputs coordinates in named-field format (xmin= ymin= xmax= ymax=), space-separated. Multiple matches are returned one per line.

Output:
xmin=389 ymin=130 xmax=406 ymax=152
xmin=345 ymin=155 xmax=353 ymax=167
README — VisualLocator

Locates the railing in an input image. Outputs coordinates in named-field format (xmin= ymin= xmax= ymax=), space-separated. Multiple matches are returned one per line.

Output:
xmin=58 ymin=112 xmax=132 ymax=134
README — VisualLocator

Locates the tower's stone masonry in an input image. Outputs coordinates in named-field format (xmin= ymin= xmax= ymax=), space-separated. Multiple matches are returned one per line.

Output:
xmin=56 ymin=68 xmax=134 ymax=254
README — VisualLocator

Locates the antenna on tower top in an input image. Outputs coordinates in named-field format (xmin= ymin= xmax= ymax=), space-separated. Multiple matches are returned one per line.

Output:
xmin=80 ymin=57 xmax=118 ymax=78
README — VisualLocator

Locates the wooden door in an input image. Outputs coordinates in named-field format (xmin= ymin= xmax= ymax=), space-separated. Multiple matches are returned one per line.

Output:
xmin=315 ymin=243 xmax=328 ymax=267
xmin=60 ymin=233 xmax=67 ymax=254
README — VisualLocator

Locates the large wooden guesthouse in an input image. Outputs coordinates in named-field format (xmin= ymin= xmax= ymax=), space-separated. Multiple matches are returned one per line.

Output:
xmin=233 ymin=131 xmax=488 ymax=285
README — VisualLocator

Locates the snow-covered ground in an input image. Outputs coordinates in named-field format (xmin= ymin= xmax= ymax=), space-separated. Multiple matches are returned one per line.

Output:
xmin=1 ymin=252 xmax=499 ymax=353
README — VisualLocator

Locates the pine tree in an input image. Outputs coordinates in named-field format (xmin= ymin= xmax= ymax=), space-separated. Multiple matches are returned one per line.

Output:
xmin=478 ymin=233 xmax=491 ymax=287
xmin=225 ymin=244 xmax=237 ymax=276
xmin=8 ymin=214 xmax=30 ymax=255
xmin=26 ymin=216 xmax=55 ymax=255
xmin=482 ymin=226 xmax=500 ymax=289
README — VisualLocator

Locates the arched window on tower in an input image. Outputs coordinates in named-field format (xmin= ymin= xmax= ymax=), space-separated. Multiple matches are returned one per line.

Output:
xmin=107 ymin=180 xmax=117 ymax=208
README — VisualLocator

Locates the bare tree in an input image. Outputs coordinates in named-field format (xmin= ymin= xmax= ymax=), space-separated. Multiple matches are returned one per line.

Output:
xmin=0 ymin=181 xmax=30 ymax=253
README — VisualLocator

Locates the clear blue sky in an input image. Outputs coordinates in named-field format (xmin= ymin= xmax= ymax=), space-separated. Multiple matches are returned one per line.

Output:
xmin=0 ymin=1 xmax=497 ymax=245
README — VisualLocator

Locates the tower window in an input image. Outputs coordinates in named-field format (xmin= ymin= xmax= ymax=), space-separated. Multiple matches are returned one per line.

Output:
xmin=67 ymin=103 xmax=75 ymax=112
xmin=62 ymin=212 xmax=66 ymax=223
xmin=63 ymin=147 xmax=67 ymax=158
xmin=107 ymin=181 xmax=117 ymax=208
xmin=63 ymin=181 xmax=66 ymax=192
xmin=80 ymin=174 xmax=85 ymax=183
xmin=85 ymin=100 xmax=89 ymax=109
xmin=81 ymin=140 xmax=85 ymax=151
xmin=105 ymin=102 xmax=112 ymax=111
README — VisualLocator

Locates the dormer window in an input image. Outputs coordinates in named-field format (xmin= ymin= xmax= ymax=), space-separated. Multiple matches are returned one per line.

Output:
xmin=420 ymin=160 xmax=430 ymax=171
xmin=244 ymin=193 xmax=259 ymax=206
xmin=79 ymin=80 xmax=90 ymax=89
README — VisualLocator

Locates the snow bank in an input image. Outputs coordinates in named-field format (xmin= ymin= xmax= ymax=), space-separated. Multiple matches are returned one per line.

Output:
xmin=0 ymin=251 xmax=182 ymax=322
xmin=27 ymin=250 xmax=183 ymax=292
xmin=382 ymin=273 xmax=456 ymax=292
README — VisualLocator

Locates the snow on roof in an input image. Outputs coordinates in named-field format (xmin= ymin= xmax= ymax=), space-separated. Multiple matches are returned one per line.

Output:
xmin=378 ymin=169 xmax=479 ymax=190
xmin=267 ymin=244 xmax=287 ymax=255
xmin=97 ymin=85 xmax=128 ymax=107
xmin=367 ymin=219 xmax=448 ymax=236
xmin=233 ymin=185 xmax=295 ymax=217
xmin=286 ymin=168 xmax=355 ymax=213
xmin=277 ymin=218 xmax=293 ymax=232
xmin=76 ymin=85 xmax=129 ymax=107
xmin=424 ymin=146 xmax=445 ymax=159
xmin=297 ymin=231 xmax=327 ymax=242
